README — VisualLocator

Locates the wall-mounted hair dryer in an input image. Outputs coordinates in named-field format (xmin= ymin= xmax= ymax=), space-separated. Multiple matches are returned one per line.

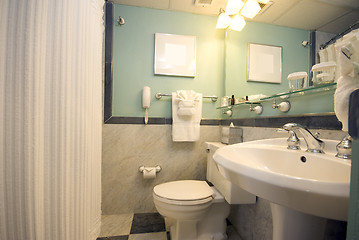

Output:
xmin=142 ymin=86 xmax=151 ymax=125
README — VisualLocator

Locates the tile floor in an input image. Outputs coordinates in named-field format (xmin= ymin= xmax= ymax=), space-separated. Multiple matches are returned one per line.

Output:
xmin=97 ymin=213 xmax=241 ymax=240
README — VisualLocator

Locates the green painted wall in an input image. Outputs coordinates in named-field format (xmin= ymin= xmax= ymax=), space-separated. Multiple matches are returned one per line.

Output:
xmin=112 ymin=4 xmax=224 ymax=119
xmin=112 ymin=4 xmax=334 ymax=119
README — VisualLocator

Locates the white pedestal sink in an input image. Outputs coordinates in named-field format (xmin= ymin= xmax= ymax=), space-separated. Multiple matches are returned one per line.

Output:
xmin=213 ymin=138 xmax=351 ymax=240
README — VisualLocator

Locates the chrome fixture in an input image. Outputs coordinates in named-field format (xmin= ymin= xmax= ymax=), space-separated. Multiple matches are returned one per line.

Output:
xmin=249 ymin=104 xmax=263 ymax=115
xmin=223 ymin=107 xmax=233 ymax=117
xmin=277 ymin=128 xmax=300 ymax=150
xmin=301 ymin=40 xmax=311 ymax=47
xmin=117 ymin=16 xmax=125 ymax=25
xmin=272 ymin=99 xmax=291 ymax=112
xmin=336 ymin=135 xmax=352 ymax=159
xmin=155 ymin=93 xmax=218 ymax=102
xmin=282 ymin=123 xmax=324 ymax=153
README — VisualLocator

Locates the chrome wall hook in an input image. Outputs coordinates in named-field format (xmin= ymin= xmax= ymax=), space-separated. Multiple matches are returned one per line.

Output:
xmin=117 ymin=16 xmax=125 ymax=25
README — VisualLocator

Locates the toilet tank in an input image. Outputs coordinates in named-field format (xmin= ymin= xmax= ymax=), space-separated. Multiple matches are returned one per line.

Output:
xmin=206 ymin=142 xmax=256 ymax=204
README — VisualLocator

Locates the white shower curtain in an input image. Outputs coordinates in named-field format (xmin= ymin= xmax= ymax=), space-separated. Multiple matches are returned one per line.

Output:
xmin=0 ymin=0 xmax=104 ymax=239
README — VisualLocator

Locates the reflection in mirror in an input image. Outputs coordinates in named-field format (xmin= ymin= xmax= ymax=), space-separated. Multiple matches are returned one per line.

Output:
xmin=223 ymin=19 xmax=359 ymax=119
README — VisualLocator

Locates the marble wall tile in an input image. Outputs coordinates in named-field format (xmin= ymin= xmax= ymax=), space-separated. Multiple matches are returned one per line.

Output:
xmin=102 ymin=124 xmax=221 ymax=214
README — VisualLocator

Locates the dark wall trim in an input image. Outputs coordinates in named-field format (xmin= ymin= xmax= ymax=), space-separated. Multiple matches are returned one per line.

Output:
xmin=105 ymin=117 xmax=221 ymax=125
xmin=309 ymin=31 xmax=316 ymax=86
xmin=105 ymin=114 xmax=342 ymax=130
xmin=349 ymin=89 xmax=359 ymax=138
xmin=104 ymin=2 xmax=114 ymax=122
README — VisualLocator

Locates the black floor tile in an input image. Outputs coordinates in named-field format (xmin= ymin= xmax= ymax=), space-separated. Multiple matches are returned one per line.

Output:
xmin=167 ymin=231 xmax=171 ymax=240
xmin=130 ymin=212 xmax=166 ymax=234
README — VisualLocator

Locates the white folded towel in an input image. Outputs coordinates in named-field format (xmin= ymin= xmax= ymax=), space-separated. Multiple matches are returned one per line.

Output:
xmin=334 ymin=76 xmax=359 ymax=131
xmin=177 ymin=100 xmax=196 ymax=116
xmin=334 ymin=42 xmax=359 ymax=132
xmin=172 ymin=90 xmax=202 ymax=142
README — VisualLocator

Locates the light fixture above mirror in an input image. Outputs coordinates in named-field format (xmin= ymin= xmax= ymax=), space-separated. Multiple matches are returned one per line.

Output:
xmin=217 ymin=0 xmax=271 ymax=31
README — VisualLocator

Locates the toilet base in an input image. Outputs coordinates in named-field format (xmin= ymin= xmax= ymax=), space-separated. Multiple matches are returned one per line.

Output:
xmin=166 ymin=201 xmax=230 ymax=240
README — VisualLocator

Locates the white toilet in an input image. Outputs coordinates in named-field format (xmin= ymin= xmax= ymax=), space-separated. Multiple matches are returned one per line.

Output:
xmin=153 ymin=142 xmax=256 ymax=240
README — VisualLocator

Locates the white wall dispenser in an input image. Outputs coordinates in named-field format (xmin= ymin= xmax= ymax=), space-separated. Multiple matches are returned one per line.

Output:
xmin=142 ymin=86 xmax=151 ymax=124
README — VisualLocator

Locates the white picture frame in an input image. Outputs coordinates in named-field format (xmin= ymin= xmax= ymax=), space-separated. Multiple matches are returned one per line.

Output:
xmin=247 ymin=43 xmax=282 ymax=84
xmin=154 ymin=33 xmax=196 ymax=77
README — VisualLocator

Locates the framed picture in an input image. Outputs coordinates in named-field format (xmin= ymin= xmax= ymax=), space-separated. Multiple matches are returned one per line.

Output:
xmin=154 ymin=33 xmax=196 ymax=77
xmin=247 ymin=43 xmax=282 ymax=83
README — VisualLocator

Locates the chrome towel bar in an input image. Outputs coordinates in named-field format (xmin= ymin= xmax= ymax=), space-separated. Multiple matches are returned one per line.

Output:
xmin=155 ymin=93 xmax=218 ymax=102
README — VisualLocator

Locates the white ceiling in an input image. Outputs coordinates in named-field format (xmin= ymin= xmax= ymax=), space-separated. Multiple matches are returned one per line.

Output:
xmin=112 ymin=0 xmax=359 ymax=34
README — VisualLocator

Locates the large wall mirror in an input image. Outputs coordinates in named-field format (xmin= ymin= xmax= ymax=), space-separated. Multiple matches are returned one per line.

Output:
xmin=222 ymin=17 xmax=359 ymax=119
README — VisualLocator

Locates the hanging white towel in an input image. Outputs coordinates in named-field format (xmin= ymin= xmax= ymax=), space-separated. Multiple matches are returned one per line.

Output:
xmin=172 ymin=90 xmax=202 ymax=142
xmin=334 ymin=39 xmax=359 ymax=132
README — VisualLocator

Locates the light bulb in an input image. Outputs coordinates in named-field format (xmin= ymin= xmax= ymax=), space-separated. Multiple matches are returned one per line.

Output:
xmin=240 ymin=0 xmax=261 ymax=19
xmin=216 ymin=12 xmax=231 ymax=29
xmin=229 ymin=14 xmax=246 ymax=32
xmin=225 ymin=0 xmax=244 ymax=15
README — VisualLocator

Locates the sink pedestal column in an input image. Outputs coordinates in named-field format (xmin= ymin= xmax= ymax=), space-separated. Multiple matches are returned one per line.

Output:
xmin=270 ymin=203 xmax=327 ymax=240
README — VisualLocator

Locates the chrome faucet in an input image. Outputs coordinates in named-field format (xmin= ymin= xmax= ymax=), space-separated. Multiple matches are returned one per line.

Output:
xmin=282 ymin=123 xmax=325 ymax=153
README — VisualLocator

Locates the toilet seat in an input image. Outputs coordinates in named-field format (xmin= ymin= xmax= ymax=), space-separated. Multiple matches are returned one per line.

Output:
xmin=153 ymin=180 xmax=214 ymax=205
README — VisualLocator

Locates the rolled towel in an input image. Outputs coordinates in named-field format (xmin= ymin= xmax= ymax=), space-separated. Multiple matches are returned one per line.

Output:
xmin=318 ymin=49 xmax=328 ymax=63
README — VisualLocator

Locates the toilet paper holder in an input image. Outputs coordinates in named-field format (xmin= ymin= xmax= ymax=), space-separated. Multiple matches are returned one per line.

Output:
xmin=138 ymin=165 xmax=162 ymax=173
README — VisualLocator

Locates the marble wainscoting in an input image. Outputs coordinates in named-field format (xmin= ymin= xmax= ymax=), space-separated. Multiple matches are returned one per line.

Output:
xmin=102 ymin=124 xmax=221 ymax=214
xmin=241 ymin=126 xmax=347 ymax=142
xmin=102 ymin=124 xmax=348 ymax=240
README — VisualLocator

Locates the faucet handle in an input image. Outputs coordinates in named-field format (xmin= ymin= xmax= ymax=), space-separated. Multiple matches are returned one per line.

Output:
xmin=277 ymin=128 xmax=301 ymax=150
xmin=336 ymin=135 xmax=352 ymax=159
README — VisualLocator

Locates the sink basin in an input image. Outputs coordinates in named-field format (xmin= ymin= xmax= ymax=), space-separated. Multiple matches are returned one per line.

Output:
xmin=213 ymin=138 xmax=351 ymax=221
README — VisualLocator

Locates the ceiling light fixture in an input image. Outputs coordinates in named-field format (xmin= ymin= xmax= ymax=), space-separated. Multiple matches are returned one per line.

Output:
xmin=229 ymin=14 xmax=246 ymax=31
xmin=216 ymin=0 xmax=266 ymax=31
xmin=240 ymin=0 xmax=261 ymax=19
xmin=225 ymin=0 xmax=244 ymax=15
xmin=216 ymin=9 xmax=232 ymax=29
xmin=257 ymin=0 xmax=270 ymax=4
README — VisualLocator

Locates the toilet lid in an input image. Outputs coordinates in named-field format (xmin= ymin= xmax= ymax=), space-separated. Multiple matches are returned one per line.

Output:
xmin=153 ymin=180 xmax=214 ymax=201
